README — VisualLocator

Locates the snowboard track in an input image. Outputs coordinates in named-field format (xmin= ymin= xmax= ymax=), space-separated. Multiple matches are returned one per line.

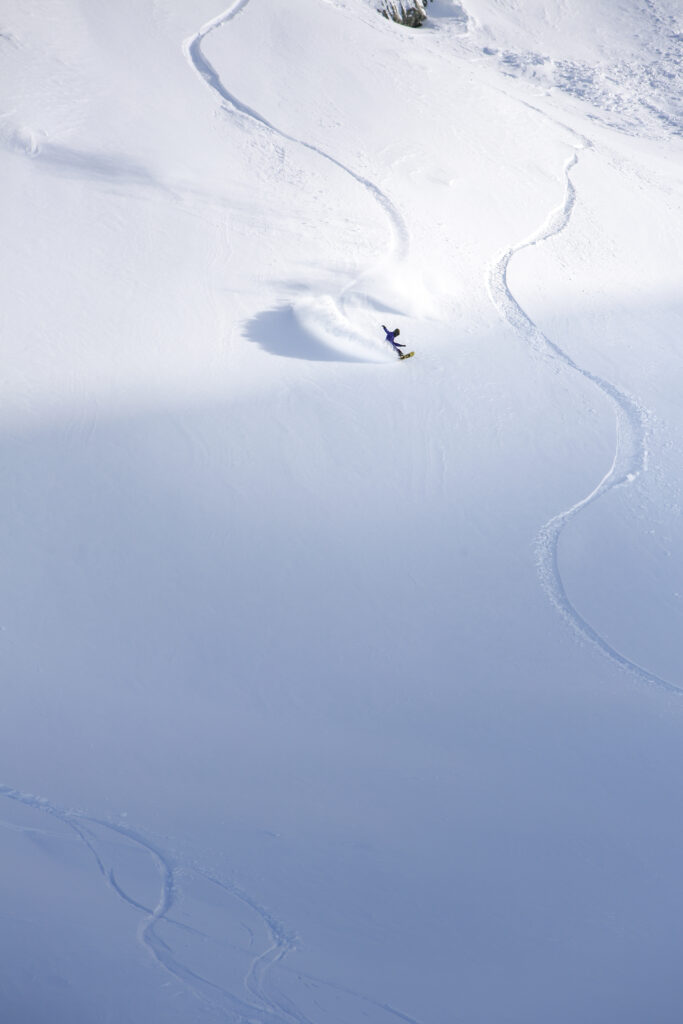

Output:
xmin=183 ymin=0 xmax=409 ymax=347
xmin=0 ymin=783 xmax=422 ymax=1024
xmin=489 ymin=151 xmax=680 ymax=695
xmin=0 ymin=784 xmax=287 ymax=1022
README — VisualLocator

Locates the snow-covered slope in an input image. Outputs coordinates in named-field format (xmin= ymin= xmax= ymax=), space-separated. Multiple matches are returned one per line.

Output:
xmin=1 ymin=1 xmax=683 ymax=1021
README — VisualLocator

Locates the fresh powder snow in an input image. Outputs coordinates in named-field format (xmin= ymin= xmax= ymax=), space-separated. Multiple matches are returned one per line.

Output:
xmin=1 ymin=1 xmax=683 ymax=1021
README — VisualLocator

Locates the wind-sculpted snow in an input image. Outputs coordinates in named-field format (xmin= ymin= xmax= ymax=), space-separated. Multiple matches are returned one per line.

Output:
xmin=184 ymin=0 xmax=409 ymax=356
xmin=489 ymin=153 xmax=681 ymax=695
xmin=480 ymin=0 xmax=682 ymax=140
xmin=0 ymin=784 xmax=422 ymax=1024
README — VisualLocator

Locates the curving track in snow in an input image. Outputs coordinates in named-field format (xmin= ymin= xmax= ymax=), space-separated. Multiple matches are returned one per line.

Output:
xmin=183 ymin=0 xmax=409 ymax=339
xmin=0 ymin=783 xmax=422 ymax=1024
xmin=0 ymin=784 xmax=292 ymax=1022
xmin=489 ymin=152 xmax=680 ymax=695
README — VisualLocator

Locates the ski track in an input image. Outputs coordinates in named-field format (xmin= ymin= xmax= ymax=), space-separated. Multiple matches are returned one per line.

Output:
xmin=0 ymin=784 xmax=301 ymax=1022
xmin=488 ymin=151 xmax=680 ymax=696
xmin=183 ymin=0 xmax=409 ymax=335
xmin=0 ymin=785 xmax=422 ymax=1024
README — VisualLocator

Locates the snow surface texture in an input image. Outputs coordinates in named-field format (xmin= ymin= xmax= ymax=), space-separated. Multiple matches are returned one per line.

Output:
xmin=2 ymin=0 xmax=683 ymax=1021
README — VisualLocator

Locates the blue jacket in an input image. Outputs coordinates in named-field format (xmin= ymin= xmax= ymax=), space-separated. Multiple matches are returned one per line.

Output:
xmin=382 ymin=325 xmax=403 ymax=346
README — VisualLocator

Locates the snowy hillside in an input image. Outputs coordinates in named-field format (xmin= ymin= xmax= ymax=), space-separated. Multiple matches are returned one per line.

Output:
xmin=1 ymin=0 xmax=683 ymax=1021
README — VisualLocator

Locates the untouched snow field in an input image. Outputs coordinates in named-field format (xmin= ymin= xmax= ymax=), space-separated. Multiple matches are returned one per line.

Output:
xmin=2 ymin=0 xmax=683 ymax=1020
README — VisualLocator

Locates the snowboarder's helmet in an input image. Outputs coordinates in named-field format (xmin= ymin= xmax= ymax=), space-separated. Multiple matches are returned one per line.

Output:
xmin=394 ymin=328 xmax=400 ymax=336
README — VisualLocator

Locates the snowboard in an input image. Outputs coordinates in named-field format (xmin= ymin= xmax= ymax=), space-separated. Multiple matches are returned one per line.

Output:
xmin=398 ymin=351 xmax=415 ymax=360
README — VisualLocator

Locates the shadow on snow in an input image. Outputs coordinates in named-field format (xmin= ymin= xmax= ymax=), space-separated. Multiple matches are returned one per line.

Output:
xmin=245 ymin=305 xmax=364 ymax=363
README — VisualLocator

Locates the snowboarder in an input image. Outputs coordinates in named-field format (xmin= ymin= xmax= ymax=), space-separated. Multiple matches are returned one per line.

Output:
xmin=382 ymin=324 xmax=405 ymax=356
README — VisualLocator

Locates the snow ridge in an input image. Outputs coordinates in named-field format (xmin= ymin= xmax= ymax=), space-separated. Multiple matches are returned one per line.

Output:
xmin=489 ymin=153 xmax=680 ymax=695
xmin=183 ymin=0 xmax=409 ymax=342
